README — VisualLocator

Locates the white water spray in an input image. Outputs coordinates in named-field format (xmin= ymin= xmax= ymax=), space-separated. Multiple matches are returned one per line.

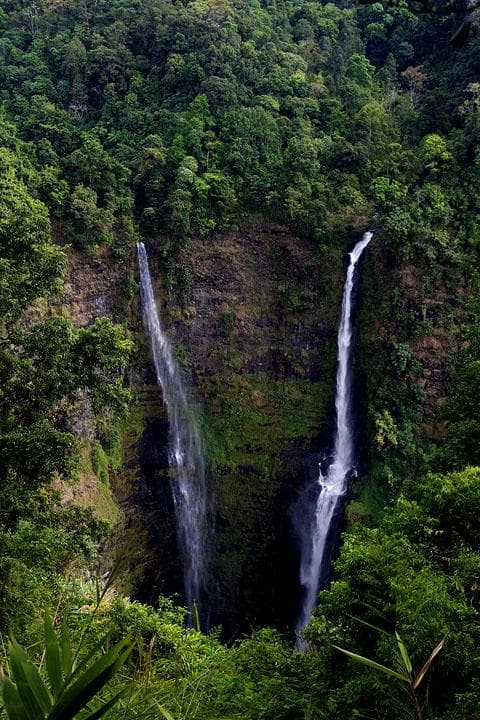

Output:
xmin=296 ymin=231 xmax=373 ymax=646
xmin=137 ymin=242 xmax=208 ymax=625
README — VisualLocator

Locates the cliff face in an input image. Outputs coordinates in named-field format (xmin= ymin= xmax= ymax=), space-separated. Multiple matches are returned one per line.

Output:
xmin=60 ymin=223 xmax=466 ymax=633
xmin=49 ymin=244 xmax=131 ymax=526
xmin=357 ymin=240 xmax=467 ymax=511
xmin=145 ymin=223 xmax=344 ymax=631
xmin=62 ymin=247 xmax=128 ymax=326
xmin=398 ymin=263 xmax=463 ymax=435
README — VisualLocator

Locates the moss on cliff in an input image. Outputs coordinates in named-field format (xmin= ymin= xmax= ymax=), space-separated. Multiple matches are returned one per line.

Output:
xmin=202 ymin=374 xmax=332 ymax=475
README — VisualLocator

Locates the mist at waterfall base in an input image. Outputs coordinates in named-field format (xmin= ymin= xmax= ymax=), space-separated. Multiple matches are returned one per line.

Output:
xmin=294 ymin=232 xmax=373 ymax=648
xmin=137 ymin=241 xmax=210 ymax=629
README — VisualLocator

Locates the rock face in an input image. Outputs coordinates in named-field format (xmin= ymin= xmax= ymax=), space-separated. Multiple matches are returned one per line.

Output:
xmin=177 ymin=223 xmax=338 ymax=380
xmin=60 ymin=223 xmax=466 ymax=635
xmin=141 ymin=223 xmax=345 ymax=632
xmin=49 ymin=244 xmax=132 ymax=527
xmin=61 ymin=246 xmax=128 ymax=327
xmin=359 ymin=241 xmax=467 ymax=481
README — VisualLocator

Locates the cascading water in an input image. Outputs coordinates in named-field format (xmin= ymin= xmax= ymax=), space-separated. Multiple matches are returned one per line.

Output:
xmin=137 ymin=241 xmax=209 ymax=626
xmin=296 ymin=231 xmax=373 ymax=647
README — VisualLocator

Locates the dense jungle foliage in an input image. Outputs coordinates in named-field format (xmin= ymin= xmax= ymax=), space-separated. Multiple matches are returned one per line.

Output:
xmin=1 ymin=0 xmax=480 ymax=718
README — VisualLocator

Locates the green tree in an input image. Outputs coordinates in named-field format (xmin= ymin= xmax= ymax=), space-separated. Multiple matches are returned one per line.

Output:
xmin=0 ymin=155 xmax=65 ymax=323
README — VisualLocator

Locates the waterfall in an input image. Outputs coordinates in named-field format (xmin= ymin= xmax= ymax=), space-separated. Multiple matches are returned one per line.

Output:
xmin=137 ymin=241 xmax=208 ymax=626
xmin=296 ymin=231 xmax=373 ymax=647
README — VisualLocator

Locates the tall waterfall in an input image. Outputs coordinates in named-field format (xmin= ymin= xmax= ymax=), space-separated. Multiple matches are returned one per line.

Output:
xmin=137 ymin=241 xmax=208 ymax=625
xmin=296 ymin=231 xmax=373 ymax=646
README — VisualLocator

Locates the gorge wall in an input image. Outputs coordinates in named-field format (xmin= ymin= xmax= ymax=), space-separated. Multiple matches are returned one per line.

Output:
xmin=132 ymin=222 xmax=346 ymax=634
xmin=59 ymin=221 xmax=466 ymax=635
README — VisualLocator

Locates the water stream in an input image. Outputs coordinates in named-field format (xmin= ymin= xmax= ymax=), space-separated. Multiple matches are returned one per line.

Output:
xmin=296 ymin=231 xmax=373 ymax=647
xmin=137 ymin=241 xmax=209 ymax=626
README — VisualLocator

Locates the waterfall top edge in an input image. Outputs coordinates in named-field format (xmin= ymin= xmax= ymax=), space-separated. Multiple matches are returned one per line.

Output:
xmin=349 ymin=230 xmax=373 ymax=263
